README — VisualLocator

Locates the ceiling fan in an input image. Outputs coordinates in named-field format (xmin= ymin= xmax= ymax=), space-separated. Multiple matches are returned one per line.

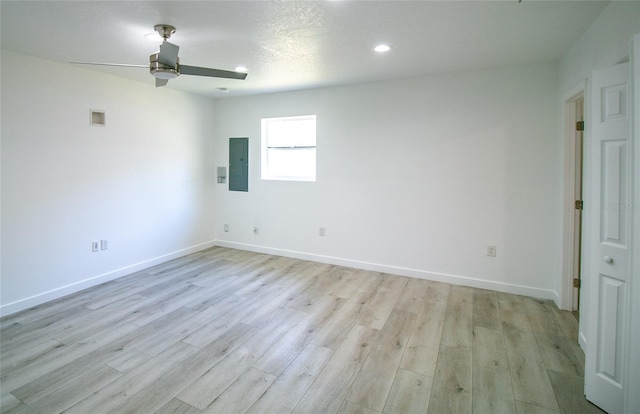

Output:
xmin=71 ymin=24 xmax=247 ymax=87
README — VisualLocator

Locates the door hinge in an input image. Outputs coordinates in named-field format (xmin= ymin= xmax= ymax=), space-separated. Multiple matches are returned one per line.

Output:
xmin=575 ymin=200 xmax=584 ymax=210
xmin=573 ymin=278 xmax=581 ymax=288
xmin=576 ymin=121 xmax=585 ymax=131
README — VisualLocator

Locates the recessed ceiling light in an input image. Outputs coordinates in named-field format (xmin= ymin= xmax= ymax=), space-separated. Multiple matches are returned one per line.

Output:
xmin=374 ymin=44 xmax=391 ymax=53
xmin=234 ymin=66 xmax=248 ymax=73
xmin=144 ymin=32 xmax=164 ymax=42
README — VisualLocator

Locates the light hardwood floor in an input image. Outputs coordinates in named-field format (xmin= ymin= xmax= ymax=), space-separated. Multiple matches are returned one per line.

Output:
xmin=0 ymin=247 xmax=605 ymax=413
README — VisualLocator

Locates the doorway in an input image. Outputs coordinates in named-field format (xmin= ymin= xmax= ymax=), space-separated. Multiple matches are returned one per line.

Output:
xmin=571 ymin=96 xmax=584 ymax=316
xmin=562 ymin=92 xmax=585 ymax=320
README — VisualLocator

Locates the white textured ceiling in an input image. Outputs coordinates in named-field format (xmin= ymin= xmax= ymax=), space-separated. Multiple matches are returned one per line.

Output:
xmin=1 ymin=1 xmax=609 ymax=98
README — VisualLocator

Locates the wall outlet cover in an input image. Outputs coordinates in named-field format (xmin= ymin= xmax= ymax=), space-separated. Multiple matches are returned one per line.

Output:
xmin=487 ymin=245 xmax=497 ymax=257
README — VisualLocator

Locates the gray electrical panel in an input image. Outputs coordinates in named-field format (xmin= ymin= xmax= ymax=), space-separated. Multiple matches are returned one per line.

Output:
xmin=229 ymin=137 xmax=248 ymax=192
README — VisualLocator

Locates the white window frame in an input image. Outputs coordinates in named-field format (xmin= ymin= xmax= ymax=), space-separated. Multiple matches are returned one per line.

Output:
xmin=261 ymin=115 xmax=316 ymax=182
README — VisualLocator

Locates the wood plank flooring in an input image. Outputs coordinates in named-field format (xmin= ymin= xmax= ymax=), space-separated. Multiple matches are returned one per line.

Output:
xmin=0 ymin=247 xmax=605 ymax=413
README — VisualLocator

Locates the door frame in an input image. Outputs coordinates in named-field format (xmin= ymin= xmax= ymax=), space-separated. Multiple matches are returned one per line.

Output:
xmin=625 ymin=31 xmax=640 ymax=413
xmin=561 ymin=83 xmax=587 ymax=315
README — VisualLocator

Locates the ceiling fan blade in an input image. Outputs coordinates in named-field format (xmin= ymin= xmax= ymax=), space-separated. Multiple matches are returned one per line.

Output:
xmin=70 ymin=62 xmax=148 ymax=68
xmin=158 ymin=40 xmax=179 ymax=67
xmin=179 ymin=65 xmax=247 ymax=80
xmin=156 ymin=78 xmax=169 ymax=87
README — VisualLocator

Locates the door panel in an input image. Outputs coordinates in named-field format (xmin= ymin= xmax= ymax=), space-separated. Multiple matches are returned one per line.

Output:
xmin=602 ymin=140 xmax=627 ymax=243
xmin=597 ymin=275 xmax=623 ymax=381
xmin=586 ymin=62 xmax=630 ymax=414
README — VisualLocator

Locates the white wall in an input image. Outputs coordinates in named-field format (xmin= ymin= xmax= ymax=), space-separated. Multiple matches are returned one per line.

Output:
xmin=0 ymin=50 xmax=217 ymax=315
xmin=213 ymin=63 xmax=561 ymax=299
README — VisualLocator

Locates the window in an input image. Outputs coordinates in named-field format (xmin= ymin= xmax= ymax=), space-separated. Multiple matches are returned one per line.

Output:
xmin=261 ymin=115 xmax=316 ymax=181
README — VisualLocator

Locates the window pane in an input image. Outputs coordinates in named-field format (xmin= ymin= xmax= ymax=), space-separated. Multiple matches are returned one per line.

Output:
xmin=266 ymin=148 xmax=316 ymax=179
xmin=266 ymin=117 xmax=316 ymax=148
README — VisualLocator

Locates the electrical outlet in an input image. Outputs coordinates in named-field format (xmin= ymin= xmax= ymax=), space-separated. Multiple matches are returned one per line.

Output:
xmin=224 ymin=224 xmax=229 ymax=232
xmin=92 ymin=241 xmax=99 ymax=252
xmin=101 ymin=239 xmax=108 ymax=250
xmin=253 ymin=226 xmax=259 ymax=235
xmin=319 ymin=227 xmax=326 ymax=237
xmin=487 ymin=245 xmax=497 ymax=257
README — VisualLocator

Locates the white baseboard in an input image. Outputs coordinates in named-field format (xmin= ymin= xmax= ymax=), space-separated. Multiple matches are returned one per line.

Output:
xmin=579 ymin=332 xmax=587 ymax=352
xmin=215 ymin=240 xmax=558 ymax=301
xmin=550 ymin=289 xmax=563 ymax=309
xmin=2 ymin=239 xmax=559 ymax=317
xmin=0 ymin=240 xmax=216 ymax=317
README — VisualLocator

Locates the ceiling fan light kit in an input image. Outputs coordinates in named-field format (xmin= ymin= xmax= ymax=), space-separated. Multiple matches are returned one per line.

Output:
xmin=150 ymin=53 xmax=179 ymax=79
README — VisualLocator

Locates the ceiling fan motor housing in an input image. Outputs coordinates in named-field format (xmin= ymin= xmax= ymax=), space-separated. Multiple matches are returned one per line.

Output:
xmin=150 ymin=53 xmax=179 ymax=79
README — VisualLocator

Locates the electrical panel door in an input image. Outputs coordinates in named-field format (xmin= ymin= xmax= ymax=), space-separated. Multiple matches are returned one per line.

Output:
xmin=229 ymin=137 xmax=248 ymax=192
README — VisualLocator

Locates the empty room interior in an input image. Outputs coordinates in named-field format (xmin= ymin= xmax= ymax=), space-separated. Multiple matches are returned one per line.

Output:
xmin=1 ymin=1 xmax=639 ymax=413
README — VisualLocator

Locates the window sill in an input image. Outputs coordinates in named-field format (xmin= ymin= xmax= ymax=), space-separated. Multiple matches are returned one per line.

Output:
xmin=261 ymin=176 xmax=316 ymax=182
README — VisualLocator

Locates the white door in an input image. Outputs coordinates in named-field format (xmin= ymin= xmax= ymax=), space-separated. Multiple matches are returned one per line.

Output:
xmin=585 ymin=62 xmax=631 ymax=414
